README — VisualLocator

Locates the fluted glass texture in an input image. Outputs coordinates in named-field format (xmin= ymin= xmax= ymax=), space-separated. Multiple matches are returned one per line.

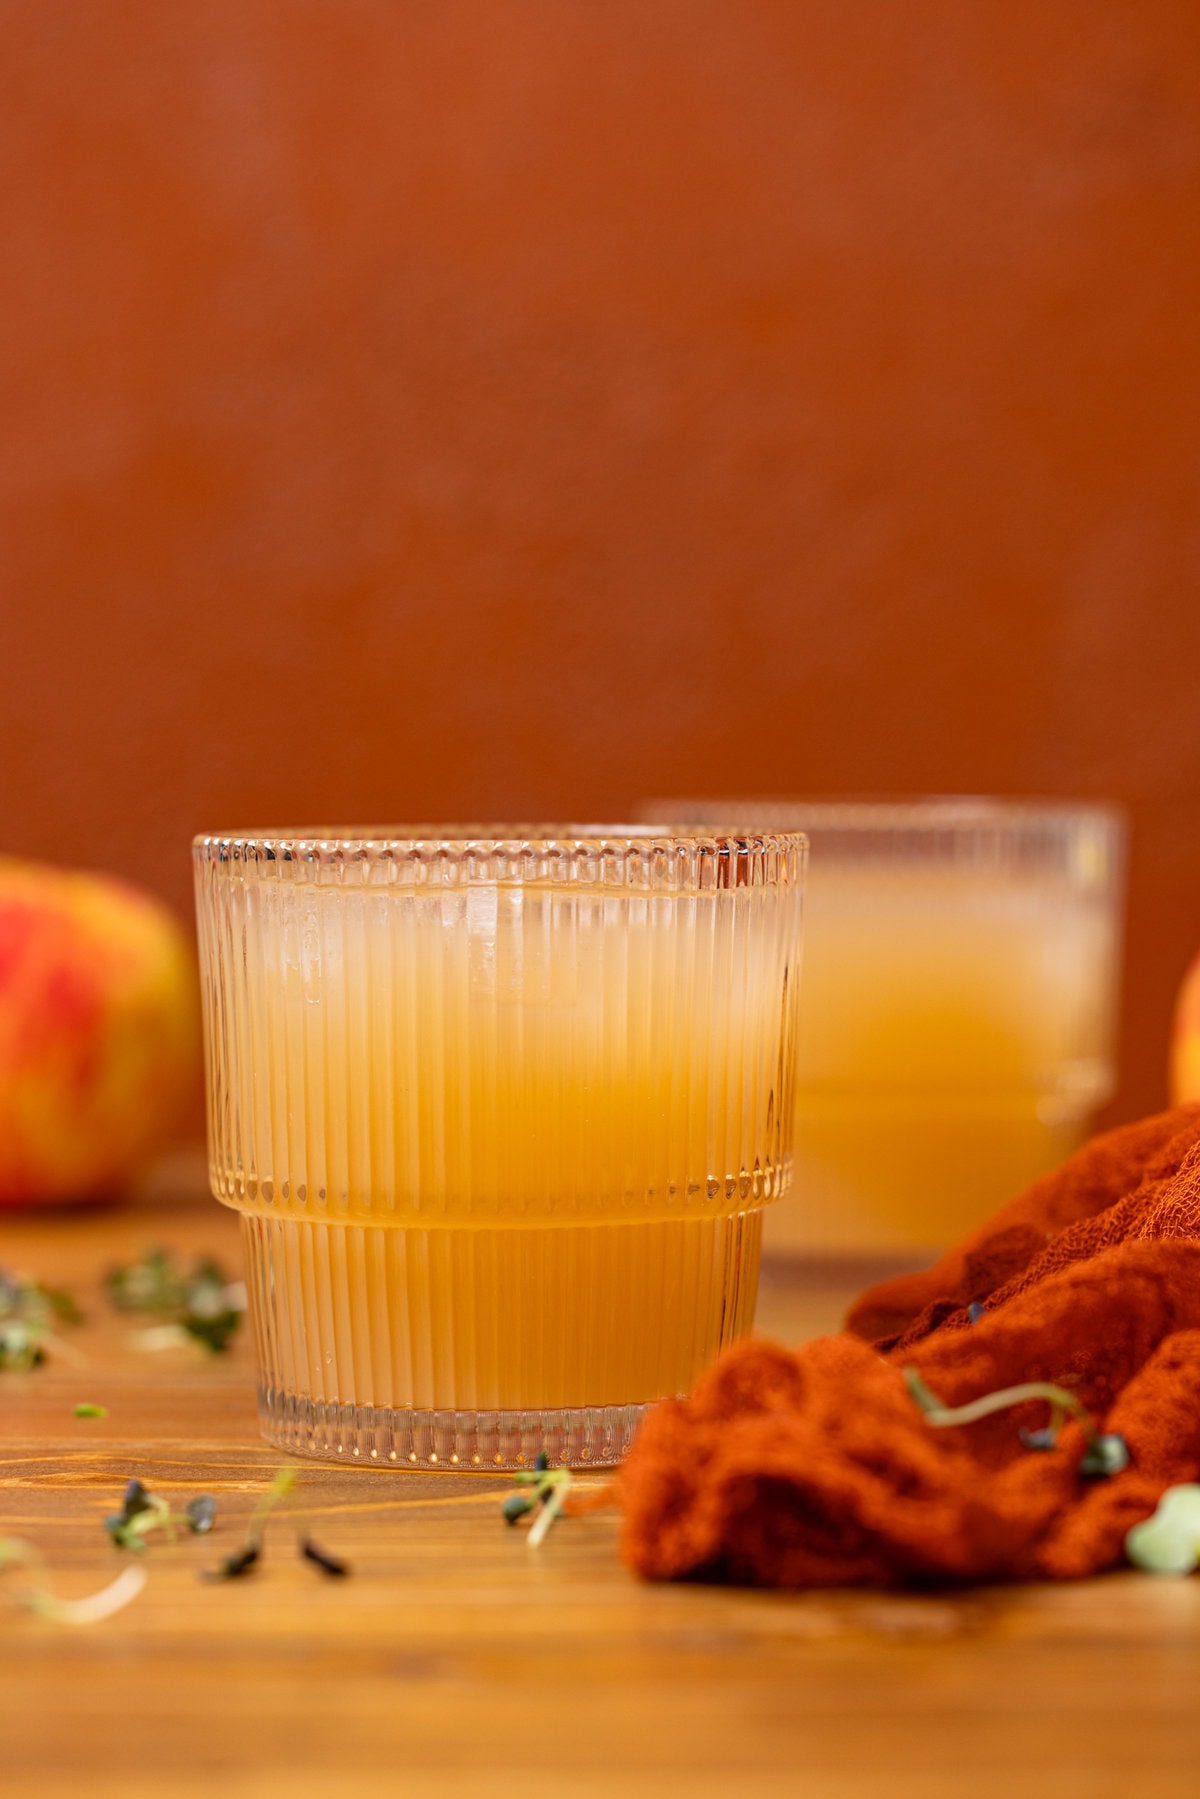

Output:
xmin=194 ymin=828 xmax=806 ymax=1467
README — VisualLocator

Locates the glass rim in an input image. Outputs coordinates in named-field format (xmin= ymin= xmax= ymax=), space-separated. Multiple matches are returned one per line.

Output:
xmin=638 ymin=795 xmax=1124 ymax=837
xmin=192 ymin=823 xmax=808 ymax=858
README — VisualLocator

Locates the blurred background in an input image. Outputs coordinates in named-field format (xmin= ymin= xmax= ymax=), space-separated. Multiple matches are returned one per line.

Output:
xmin=3 ymin=0 xmax=1199 ymax=1133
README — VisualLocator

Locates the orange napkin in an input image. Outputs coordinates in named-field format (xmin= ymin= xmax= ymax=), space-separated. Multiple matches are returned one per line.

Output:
xmin=617 ymin=1106 xmax=1200 ymax=1586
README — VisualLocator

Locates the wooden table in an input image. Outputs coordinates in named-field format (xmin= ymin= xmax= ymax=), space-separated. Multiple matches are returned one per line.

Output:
xmin=4 ymin=1167 xmax=1200 ymax=1799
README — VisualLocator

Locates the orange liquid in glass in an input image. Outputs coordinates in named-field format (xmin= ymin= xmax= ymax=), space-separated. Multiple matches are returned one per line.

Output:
xmin=205 ymin=883 xmax=796 ymax=1415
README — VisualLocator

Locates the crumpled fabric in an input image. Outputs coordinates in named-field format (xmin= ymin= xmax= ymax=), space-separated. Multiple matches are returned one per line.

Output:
xmin=617 ymin=1106 xmax=1200 ymax=1586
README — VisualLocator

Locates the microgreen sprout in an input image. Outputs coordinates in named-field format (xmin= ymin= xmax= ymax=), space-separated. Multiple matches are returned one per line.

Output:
xmin=106 ymin=1248 xmax=245 ymax=1354
xmin=105 ymin=1477 xmax=218 ymax=1552
xmin=201 ymin=1467 xmax=349 ymax=1582
xmin=301 ymin=1539 xmax=349 ymax=1576
xmin=502 ymin=1451 xmax=574 ymax=1547
xmin=0 ymin=1537 xmax=146 ymax=1625
xmin=0 ymin=1269 xmax=82 ymax=1370
xmin=1078 ymin=1434 xmax=1132 ymax=1479
xmin=1126 ymin=1486 xmax=1200 ymax=1575
xmin=903 ymin=1365 xmax=1130 ymax=1480
xmin=247 ymin=1465 xmax=298 ymax=1540
xmin=186 ymin=1496 xmax=217 ymax=1534
xmin=106 ymin=1247 xmax=189 ymax=1313
xmin=208 ymin=1543 xmax=260 ymax=1581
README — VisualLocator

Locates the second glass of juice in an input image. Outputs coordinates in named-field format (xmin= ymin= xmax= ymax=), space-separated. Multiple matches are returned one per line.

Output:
xmin=641 ymin=798 xmax=1125 ymax=1256
xmin=194 ymin=827 xmax=806 ymax=1467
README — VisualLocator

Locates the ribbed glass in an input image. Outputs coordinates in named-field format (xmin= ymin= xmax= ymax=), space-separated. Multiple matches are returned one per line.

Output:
xmin=640 ymin=798 xmax=1125 ymax=1255
xmin=194 ymin=826 xmax=806 ymax=1466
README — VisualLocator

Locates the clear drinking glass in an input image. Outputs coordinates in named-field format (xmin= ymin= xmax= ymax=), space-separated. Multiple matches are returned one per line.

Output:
xmin=639 ymin=799 xmax=1125 ymax=1256
xmin=193 ymin=826 xmax=806 ymax=1467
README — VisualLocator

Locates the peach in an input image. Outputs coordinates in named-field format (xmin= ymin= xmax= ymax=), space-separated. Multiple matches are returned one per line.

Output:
xmin=0 ymin=857 xmax=199 ymax=1207
xmin=1169 ymin=948 xmax=1200 ymax=1106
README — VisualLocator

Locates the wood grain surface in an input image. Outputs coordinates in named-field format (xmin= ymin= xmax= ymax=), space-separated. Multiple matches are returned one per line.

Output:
xmin=3 ymin=1169 xmax=1200 ymax=1799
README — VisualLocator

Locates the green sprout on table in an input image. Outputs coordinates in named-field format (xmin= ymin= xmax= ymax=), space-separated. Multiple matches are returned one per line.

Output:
xmin=1127 ymin=1486 xmax=1200 ymax=1575
xmin=0 ymin=1268 xmax=82 ymax=1371
xmin=0 ymin=1537 xmax=146 ymax=1625
xmin=202 ymin=1467 xmax=349 ymax=1581
xmin=106 ymin=1248 xmax=246 ymax=1354
xmin=502 ymin=1452 xmax=574 ymax=1546
xmin=105 ymin=1477 xmax=217 ymax=1552
xmin=903 ymin=1366 xmax=1131 ymax=1479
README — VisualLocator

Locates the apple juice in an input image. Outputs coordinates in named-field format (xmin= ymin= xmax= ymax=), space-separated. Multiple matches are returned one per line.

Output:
xmin=194 ymin=833 xmax=805 ymax=1466
xmin=779 ymin=861 xmax=1120 ymax=1254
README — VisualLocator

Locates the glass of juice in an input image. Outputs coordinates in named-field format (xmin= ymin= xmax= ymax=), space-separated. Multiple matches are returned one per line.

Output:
xmin=193 ymin=826 xmax=806 ymax=1467
xmin=639 ymin=799 xmax=1125 ymax=1257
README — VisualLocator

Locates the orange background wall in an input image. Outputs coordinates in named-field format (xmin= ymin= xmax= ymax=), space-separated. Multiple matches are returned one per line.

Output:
xmin=3 ymin=2 xmax=1200 ymax=1128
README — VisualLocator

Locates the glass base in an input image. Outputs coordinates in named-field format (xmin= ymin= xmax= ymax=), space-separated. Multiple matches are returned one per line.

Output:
xmin=258 ymin=1386 xmax=643 ymax=1470
xmin=240 ymin=1208 xmax=762 ymax=1469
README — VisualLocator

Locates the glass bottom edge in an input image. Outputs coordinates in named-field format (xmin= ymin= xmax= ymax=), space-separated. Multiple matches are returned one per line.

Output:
xmin=258 ymin=1386 xmax=646 ymax=1470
